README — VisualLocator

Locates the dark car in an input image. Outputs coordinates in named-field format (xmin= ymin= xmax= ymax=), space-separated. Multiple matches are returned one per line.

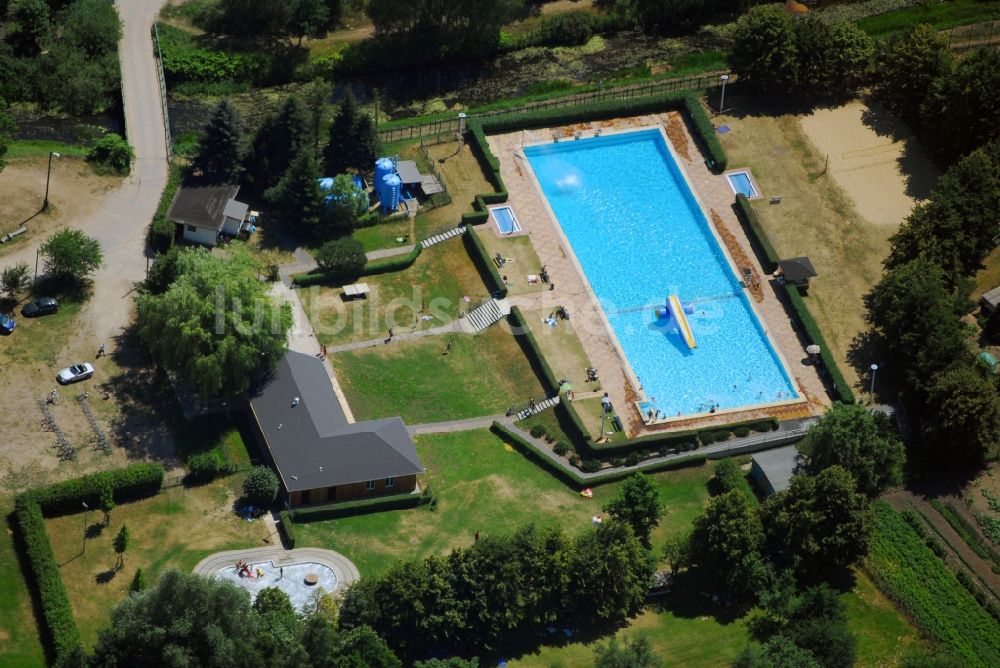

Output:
xmin=0 ymin=312 xmax=14 ymax=334
xmin=22 ymin=297 xmax=59 ymax=317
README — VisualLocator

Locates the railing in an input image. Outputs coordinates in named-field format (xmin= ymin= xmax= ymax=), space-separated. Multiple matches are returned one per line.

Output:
xmin=378 ymin=71 xmax=733 ymax=143
xmin=945 ymin=20 xmax=999 ymax=51
xmin=151 ymin=23 xmax=173 ymax=163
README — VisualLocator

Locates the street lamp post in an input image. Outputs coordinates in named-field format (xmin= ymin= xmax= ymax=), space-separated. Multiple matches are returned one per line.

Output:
xmin=718 ymin=75 xmax=729 ymax=114
xmin=43 ymin=151 xmax=60 ymax=211
xmin=870 ymin=363 xmax=879 ymax=402
xmin=81 ymin=502 xmax=89 ymax=554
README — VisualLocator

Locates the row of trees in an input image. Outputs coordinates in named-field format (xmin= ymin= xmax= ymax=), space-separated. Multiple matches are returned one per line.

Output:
xmin=0 ymin=0 xmax=123 ymax=115
xmin=192 ymin=0 xmax=343 ymax=46
xmin=597 ymin=0 xmax=759 ymax=33
xmin=340 ymin=520 xmax=655 ymax=660
xmin=728 ymin=11 xmax=999 ymax=165
xmin=191 ymin=92 xmax=378 ymax=240
xmin=137 ymin=245 xmax=291 ymax=399
xmin=864 ymin=139 xmax=1000 ymax=467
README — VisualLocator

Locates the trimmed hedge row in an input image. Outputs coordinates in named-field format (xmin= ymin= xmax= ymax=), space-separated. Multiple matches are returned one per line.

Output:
xmin=149 ymin=162 xmax=182 ymax=253
xmin=13 ymin=499 xmax=82 ymax=662
xmin=279 ymin=510 xmax=296 ymax=548
xmin=508 ymin=306 xmax=560 ymax=394
xmin=491 ymin=421 xmax=706 ymax=489
xmin=463 ymin=225 xmax=508 ymax=299
xmin=782 ymin=284 xmax=855 ymax=404
xmin=26 ymin=462 xmax=165 ymax=517
xmin=12 ymin=463 xmax=165 ymax=663
xmin=291 ymin=245 xmax=423 ymax=287
xmin=287 ymin=492 xmax=431 ymax=523
xmin=733 ymin=194 xmax=779 ymax=273
xmin=475 ymin=91 xmax=726 ymax=173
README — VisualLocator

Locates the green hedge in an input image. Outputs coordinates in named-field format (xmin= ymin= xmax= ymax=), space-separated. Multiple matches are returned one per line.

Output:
xmin=278 ymin=510 xmax=296 ymax=549
xmin=782 ymin=284 xmax=855 ymax=404
xmin=463 ymin=225 xmax=508 ymax=299
xmin=149 ymin=162 xmax=182 ymax=253
xmin=733 ymin=194 xmax=779 ymax=273
xmin=491 ymin=421 xmax=706 ymax=489
xmin=555 ymin=399 xmax=594 ymax=447
xmin=292 ymin=245 xmax=423 ymax=287
xmin=27 ymin=463 xmax=165 ymax=516
xmin=474 ymin=91 xmax=726 ymax=173
xmin=508 ymin=306 xmax=559 ymax=394
xmin=288 ymin=492 xmax=430 ymax=523
xmin=13 ymin=499 xmax=82 ymax=663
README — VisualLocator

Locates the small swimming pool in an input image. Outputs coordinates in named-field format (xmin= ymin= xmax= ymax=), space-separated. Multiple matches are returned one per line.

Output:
xmin=491 ymin=205 xmax=521 ymax=234
xmin=726 ymin=170 xmax=758 ymax=198
xmin=214 ymin=561 xmax=338 ymax=612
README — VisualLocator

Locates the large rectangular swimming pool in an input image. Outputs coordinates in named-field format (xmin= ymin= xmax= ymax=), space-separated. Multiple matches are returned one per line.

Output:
xmin=524 ymin=129 xmax=797 ymax=417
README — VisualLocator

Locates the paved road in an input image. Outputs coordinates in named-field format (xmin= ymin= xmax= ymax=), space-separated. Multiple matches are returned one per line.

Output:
xmin=3 ymin=1 xmax=168 ymax=345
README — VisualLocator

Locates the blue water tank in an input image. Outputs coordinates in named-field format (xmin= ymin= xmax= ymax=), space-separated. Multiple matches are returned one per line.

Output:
xmin=381 ymin=173 xmax=401 ymax=213
xmin=352 ymin=174 xmax=365 ymax=190
xmin=374 ymin=157 xmax=394 ymax=188
xmin=317 ymin=177 xmax=335 ymax=191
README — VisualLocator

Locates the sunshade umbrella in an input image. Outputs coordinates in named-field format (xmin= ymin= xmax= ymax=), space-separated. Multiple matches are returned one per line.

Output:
xmin=806 ymin=344 xmax=821 ymax=355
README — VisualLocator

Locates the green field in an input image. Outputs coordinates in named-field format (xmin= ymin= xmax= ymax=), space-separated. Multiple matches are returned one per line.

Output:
xmin=331 ymin=326 xmax=546 ymax=424
xmin=857 ymin=1 xmax=1000 ymax=38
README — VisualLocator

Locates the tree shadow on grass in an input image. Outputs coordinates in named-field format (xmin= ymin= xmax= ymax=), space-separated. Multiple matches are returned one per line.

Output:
xmin=716 ymin=83 xmax=854 ymax=122
xmin=94 ymin=569 xmax=117 ymax=585
xmin=858 ymin=97 xmax=939 ymax=200
xmin=85 ymin=522 xmax=104 ymax=540
xmin=30 ymin=276 xmax=93 ymax=304
xmin=648 ymin=572 xmax=748 ymax=626
xmin=487 ymin=617 xmax=630 ymax=666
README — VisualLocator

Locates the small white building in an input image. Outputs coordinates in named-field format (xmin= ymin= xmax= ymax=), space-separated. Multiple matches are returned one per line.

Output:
xmin=167 ymin=182 xmax=249 ymax=247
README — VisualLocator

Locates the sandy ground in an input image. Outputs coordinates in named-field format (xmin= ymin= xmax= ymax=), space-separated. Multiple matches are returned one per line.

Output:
xmin=799 ymin=100 xmax=937 ymax=228
xmin=0 ymin=157 xmax=122 ymax=258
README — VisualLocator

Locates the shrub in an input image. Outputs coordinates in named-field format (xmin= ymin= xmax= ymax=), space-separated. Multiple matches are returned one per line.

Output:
xmin=86 ymin=132 xmax=133 ymax=174
xmin=537 ymin=12 xmax=594 ymax=46
xmin=625 ymin=452 xmax=641 ymax=467
xmin=292 ymin=245 xmax=421 ymax=286
xmin=553 ymin=441 xmax=570 ymax=456
xmin=186 ymin=451 xmax=227 ymax=482
xmin=279 ymin=510 xmax=296 ymax=548
xmin=581 ymin=460 xmax=602 ymax=473
xmin=150 ymin=163 xmax=182 ymax=253
xmin=243 ymin=465 xmax=279 ymax=507
xmin=733 ymin=426 xmax=750 ymax=438
xmin=529 ymin=424 xmax=547 ymax=439
xmin=289 ymin=493 xmax=430 ymax=522
xmin=315 ymin=237 xmax=367 ymax=276
xmin=28 ymin=463 xmax=165 ymax=516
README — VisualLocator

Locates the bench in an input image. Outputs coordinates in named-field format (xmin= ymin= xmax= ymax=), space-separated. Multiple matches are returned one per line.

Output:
xmin=342 ymin=283 xmax=370 ymax=300
xmin=0 ymin=226 xmax=27 ymax=244
xmin=769 ymin=196 xmax=782 ymax=205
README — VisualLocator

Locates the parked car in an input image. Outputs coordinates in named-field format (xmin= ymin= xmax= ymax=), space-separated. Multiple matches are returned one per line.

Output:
xmin=22 ymin=297 xmax=59 ymax=317
xmin=57 ymin=362 xmax=94 ymax=384
xmin=0 ymin=313 xmax=14 ymax=334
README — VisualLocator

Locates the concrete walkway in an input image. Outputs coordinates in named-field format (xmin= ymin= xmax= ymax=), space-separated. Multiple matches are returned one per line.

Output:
xmin=192 ymin=546 xmax=360 ymax=591
xmin=367 ymin=244 xmax=415 ymax=261
xmin=409 ymin=414 xmax=507 ymax=436
xmin=325 ymin=322 xmax=458 ymax=354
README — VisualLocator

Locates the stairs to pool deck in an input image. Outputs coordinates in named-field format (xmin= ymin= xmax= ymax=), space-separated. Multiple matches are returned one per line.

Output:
xmin=460 ymin=298 xmax=510 ymax=333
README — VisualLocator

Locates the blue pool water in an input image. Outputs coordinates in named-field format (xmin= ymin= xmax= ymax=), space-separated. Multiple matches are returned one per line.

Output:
xmin=727 ymin=171 xmax=757 ymax=197
xmin=524 ymin=129 xmax=797 ymax=416
xmin=491 ymin=206 xmax=521 ymax=234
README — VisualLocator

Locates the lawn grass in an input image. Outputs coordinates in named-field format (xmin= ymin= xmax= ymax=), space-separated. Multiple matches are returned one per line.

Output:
xmin=0 ymin=497 xmax=47 ymax=667
xmin=330 ymin=324 xmax=546 ymax=423
xmin=351 ymin=218 xmax=414 ymax=252
xmin=857 ymin=1 xmax=1000 ymax=38
xmin=6 ymin=140 xmax=88 ymax=160
xmin=298 ymin=241 xmax=487 ymax=347
xmin=43 ymin=474 xmax=265 ymax=650
xmin=291 ymin=429 xmax=716 ymax=576
xmin=973 ymin=246 xmax=1000 ymax=297
xmin=0 ymin=300 xmax=83 ymax=368
xmin=478 ymin=236 xmax=548 ymax=296
xmin=842 ymin=568 xmax=925 ymax=666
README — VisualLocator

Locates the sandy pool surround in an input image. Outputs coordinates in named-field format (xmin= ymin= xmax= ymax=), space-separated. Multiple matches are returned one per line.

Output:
xmin=193 ymin=547 xmax=360 ymax=610
xmin=518 ymin=125 xmax=804 ymax=423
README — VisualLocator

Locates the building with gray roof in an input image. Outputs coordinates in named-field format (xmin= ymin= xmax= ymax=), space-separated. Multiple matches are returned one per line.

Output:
xmin=750 ymin=445 xmax=803 ymax=496
xmin=248 ymin=351 xmax=423 ymax=507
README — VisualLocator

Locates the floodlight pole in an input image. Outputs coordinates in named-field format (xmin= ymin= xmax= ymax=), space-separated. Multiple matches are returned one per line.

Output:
xmin=870 ymin=363 xmax=879 ymax=402
xmin=718 ymin=75 xmax=729 ymax=115
xmin=43 ymin=151 xmax=60 ymax=211
xmin=81 ymin=502 xmax=89 ymax=554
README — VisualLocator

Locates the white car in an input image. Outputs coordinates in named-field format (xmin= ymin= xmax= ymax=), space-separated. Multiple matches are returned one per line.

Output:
xmin=57 ymin=362 xmax=95 ymax=384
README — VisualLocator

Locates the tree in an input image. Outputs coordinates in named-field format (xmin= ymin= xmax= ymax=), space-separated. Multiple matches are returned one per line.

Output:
xmin=62 ymin=0 xmax=123 ymax=58
xmin=728 ymin=5 xmax=799 ymax=92
xmin=7 ymin=0 xmax=50 ymax=56
xmin=324 ymin=92 xmax=379 ymax=175
xmin=92 ymin=570 xmax=267 ymax=666
xmin=99 ymin=477 xmax=115 ymax=526
xmin=246 ymin=95 xmax=313 ymax=191
xmin=688 ymin=490 xmax=767 ymax=599
xmin=749 ymin=582 xmax=856 ymax=668
xmin=414 ymin=659 xmax=479 ymax=668
xmin=761 ymin=466 xmax=873 ymax=580
xmin=303 ymin=589 xmax=339 ymax=625
xmin=864 ymin=257 xmax=968 ymax=390
xmin=921 ymin=364 xmax=1000 ymax=465
xmin=593 ymin=636 xmax=659 ymax=668
xmin=328 ymin=625 xmax=401 ymax=668
xmin=266 ymin=149 xmax=325 ymax=238
xmin=734 ymin=635 xmax=822 ymax=668
xmin=86 ymin=132 xmax=133 ymax=174
xmin=243 ymin=465 xmax=280 ymax=507
xmin=253 ymin=586 xmax=295 ymax=617
xmin=662 ymin=532 xmax=691 ymax=573
xmin=135 ymin=246 xmax=291 ymax=398
xmin=984 ymin=307 xmax=1000 ymax=345
xmin=128 ymin=567 xmax=146 ymax=594
xmin=1 ymin=262 xmax=30 ymax=299
xmin=143 ymin=246 xmax=181 ymax=296
xmin=114 ymin=524 xmax=130 ymax=570
xmin=794 ymin=17 xmax=872 ymax=96
xmin=35 ymin=41 xmax=120 ymax=115
xmin=602 ymin=472 xmax=663 ymax=547
xmin=324 ymin=173 xmax=369 ymax=229
xmin=40 ymin=229 xmax=103 ymax=284
xmin=871 ymin=23 xmax=950 ymax=125
xmin=802 ymin=403 xmax=905 ymax=497
xmin=289 ymin=0 xmax=329 ymax=45
xmin=193 ymin=99 xmax=245 ymax=184
xmin=205 ymin=0 xmax=294 ymax=40
xmin=569 ymin=521 xmax=655 ymax=621
xmin=0 ymin=97 xmax=13 ymax=174
xmin=315 ymin=224 xmax=364 ymax=264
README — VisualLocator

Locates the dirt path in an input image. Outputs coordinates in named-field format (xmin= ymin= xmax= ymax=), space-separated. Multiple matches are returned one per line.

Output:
xmin=884 ymin=489 xmax=1000 ymax=597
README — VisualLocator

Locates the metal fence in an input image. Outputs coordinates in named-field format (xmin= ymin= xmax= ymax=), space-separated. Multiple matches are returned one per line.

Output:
xmin=946 ymin=20 xmax=999 ymax=51
xmin=378 ymin=71 xmax=733 ymax=143
xmin=151 ymin=23 xmax=174 ymax=163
